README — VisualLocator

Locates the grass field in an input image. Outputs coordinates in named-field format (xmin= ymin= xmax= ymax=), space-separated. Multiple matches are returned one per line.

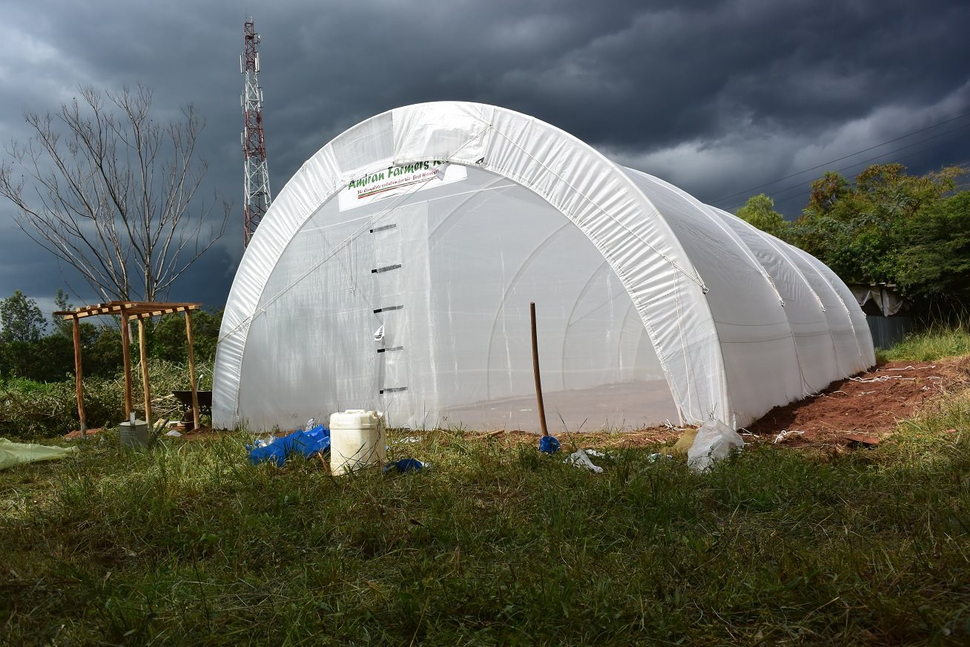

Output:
xmin=2 ymin=340 xmax=970 ymax=644
xmin=876 ymin=325 xmax=970 ymax=362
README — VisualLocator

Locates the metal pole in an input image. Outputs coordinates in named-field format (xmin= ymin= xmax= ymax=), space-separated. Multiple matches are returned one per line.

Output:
xmin=530 ymin=302 xmax=549 ymax=437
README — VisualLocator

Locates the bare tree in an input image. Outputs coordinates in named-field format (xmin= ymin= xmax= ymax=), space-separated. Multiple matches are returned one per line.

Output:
xmin=0 ymin=85 xmax=229 ymax=303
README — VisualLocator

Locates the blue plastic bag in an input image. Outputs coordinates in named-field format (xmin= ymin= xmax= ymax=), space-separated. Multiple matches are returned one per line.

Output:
xmin=248 ymin=424 xmax=330 ymax=466
xmin=382 ymin=458 xmax=428 ymax=474
xmin=539 ymin=435 xmax=561 ymax=454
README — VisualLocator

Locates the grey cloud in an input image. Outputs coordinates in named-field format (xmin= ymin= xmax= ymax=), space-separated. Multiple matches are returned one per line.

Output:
xmin=1 ymin=0 xmax=968 ymax=308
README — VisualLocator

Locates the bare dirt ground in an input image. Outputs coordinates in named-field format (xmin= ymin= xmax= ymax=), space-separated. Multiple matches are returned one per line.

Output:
xmin=744 ymin=356 xmax=969 ymax=447
xmin=465 ymin=356 xmax=970 ymax=451
xmin=462 ymin=426 xmax=685 ymax=450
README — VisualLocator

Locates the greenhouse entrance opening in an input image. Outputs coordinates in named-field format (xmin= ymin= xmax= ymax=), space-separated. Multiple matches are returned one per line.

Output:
xmin=235 ymin=163 xmax=678 ymax=432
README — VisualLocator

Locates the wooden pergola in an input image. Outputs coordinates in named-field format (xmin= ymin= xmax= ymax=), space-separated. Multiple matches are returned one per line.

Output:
xmin=54 ymin=301 xmax=202 ymax=436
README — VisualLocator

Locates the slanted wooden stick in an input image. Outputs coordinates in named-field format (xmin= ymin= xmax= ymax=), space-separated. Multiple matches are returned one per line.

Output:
xmin=185 ymin=310 xmax=201 ymax=431
xmin=71 ymin=315 xmax=87 ymax=436
xmin=138 ymin=319 xmax=152 ymax=427
xmin=530 ymin=302 xmax=549 ymax=437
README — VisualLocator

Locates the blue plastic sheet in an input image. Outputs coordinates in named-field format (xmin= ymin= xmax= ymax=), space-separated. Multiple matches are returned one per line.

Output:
xmin=539 ymin=435 xmax=561 ymax=454
xmin=248 ymin=424 xmax=330 ymax=466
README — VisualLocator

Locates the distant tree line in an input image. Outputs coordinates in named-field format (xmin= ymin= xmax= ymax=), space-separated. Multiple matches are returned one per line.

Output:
xmin=737 ymin=163 xmax=969 ymax=324
xmin=0 ymin=290 xmax=221 ymax=383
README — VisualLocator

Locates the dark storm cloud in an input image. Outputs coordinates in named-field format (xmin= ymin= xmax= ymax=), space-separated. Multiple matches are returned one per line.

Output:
xmin=255 ymin=0 xmax=970 ymax=203
xmin=1 ymin=0 xmax=968 ymax=312
xmin=253 ymin=0 xmax=970 ymax=148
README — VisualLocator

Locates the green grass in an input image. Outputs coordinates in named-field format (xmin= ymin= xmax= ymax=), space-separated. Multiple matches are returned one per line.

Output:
xmin=2 ymin=410 xmax=970 ymax=644
xmin=2 ymin=332 xmax=969 ymax=644
xmin=876 ymin=325 xmax=970 ymax=362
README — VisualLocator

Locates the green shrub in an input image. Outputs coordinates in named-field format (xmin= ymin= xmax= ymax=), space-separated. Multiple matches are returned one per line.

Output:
xmin=0 ymin=359 xmax=213 ymax=440
xmin=0 ymin=377 xmax=121 ymax=439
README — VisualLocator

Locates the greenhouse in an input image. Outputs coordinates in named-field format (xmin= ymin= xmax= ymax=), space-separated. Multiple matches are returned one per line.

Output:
xmin=213 ymin=102 xmax=874 ymax=433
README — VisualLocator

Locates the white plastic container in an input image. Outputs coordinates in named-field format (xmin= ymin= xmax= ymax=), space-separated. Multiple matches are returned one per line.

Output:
xmin=329 ymin=410 xmax=386 ymax=475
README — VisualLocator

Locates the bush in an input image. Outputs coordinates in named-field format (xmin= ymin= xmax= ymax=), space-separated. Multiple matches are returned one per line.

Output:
xmin=0 ymin=300 xmax=222 ymax=383
xmin=149 ymin=309 xmax=222 ymax=364
xmin=0 ymin=359 xmax=213 ymax=440
xmin=0 ymin=376 xmax=122 ymax=439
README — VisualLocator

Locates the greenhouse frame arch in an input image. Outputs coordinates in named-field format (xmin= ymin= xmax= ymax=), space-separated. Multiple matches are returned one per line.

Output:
xmin=213 ymin=102 xmax=874 ymax=432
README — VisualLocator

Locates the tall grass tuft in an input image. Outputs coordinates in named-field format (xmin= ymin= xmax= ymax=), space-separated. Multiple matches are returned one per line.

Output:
xmin=877 ymin=325 xmax=970 ymax=362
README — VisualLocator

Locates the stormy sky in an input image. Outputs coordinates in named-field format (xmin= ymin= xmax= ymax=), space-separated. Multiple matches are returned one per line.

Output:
xmin=1 ymin=0 xmax=968 ymax=316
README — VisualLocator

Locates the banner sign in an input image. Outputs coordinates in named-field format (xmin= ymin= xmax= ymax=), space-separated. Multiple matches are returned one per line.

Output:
xmin=338 ymin=161 xmax=467 ymax=211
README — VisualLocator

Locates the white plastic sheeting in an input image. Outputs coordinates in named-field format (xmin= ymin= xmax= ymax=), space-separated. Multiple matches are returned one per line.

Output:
xmin=851 ymin=285 xmax=906 ymax=316
xmin=213 ymin=102 xmax=874 ymax=433
xmin=687 ymin=420 xmax=746 ymax=473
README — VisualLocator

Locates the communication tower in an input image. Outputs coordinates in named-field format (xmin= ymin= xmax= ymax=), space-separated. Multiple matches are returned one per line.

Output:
xmin=241 ymin=17 xmax=272 ymax=247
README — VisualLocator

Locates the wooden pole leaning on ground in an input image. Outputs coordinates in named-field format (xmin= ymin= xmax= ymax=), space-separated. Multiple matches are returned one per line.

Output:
xmin=137 ymin=318 xmax=152 ymax=426
xmin=71 ymin=315 xmax=87 ymax=436
xmin=120 ymin=307 xmax=133 ymax=419
xmin=530 ymin=302 xmax=549 ymax=437
xmin=185 ymin=309 xmax=201 ymax=431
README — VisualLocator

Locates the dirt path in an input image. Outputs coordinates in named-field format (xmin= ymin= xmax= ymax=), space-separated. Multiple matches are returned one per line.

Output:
xmin=744 ymin=356 xmax=969 ymax=446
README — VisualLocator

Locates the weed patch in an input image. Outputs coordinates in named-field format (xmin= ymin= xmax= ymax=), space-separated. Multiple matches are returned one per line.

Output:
xmin=877 ymin=325 xmax=970 ymax=362
xmin=0 ymin=360 xmax=212 ymax=440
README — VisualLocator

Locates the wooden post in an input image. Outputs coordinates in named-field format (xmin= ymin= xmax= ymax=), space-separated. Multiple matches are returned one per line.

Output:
xmin=137 ymin=318 xmax=152 ymax=426
xmin=529 ymin=302 xmax=549 ymax=437
xmin=185 ymin=310 xmax=200 ymax=430
xmin=71 ymin=315 xmax=87 ymax=436
xmin=120 ymin=307 xmax=133 ymax=419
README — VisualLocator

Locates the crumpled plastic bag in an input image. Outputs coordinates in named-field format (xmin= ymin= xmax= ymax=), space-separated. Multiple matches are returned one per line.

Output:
xmin=565 ymin=448 xmax=604 ymax=473
xmin=248 ymin=424 xmax=330 ymax=467
xmin=687 ymin=420 xmax=744 ymax=473
xmin=538 ymin=435 xmax=561 ymax=454
xmin=0 ymin=438 xmax=78 ymax=471
xmin=382 ymin=458 xmax=429 ymax=474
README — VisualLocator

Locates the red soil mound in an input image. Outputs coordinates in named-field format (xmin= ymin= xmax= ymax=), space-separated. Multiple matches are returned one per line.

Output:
xmin=745 ymin=357 xmax=969 ymax=446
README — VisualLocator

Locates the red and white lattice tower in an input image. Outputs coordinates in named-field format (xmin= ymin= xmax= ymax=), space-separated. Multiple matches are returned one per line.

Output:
xmin=241 ymin=17 xmax=272 ymax=248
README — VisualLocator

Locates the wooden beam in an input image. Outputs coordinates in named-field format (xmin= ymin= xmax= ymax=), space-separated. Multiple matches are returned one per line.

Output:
xmin=134 ymin=307 xmax=184 ymax=320
xmin=120 ymin=307 xmax=133 ymax=419
xmin=530 ymin=302 xmax=549 ymax=437
xmin=71 ymin=316 xmax=87 ymax=436
xmin=138 ymin=318 xmax=152 ymax=426
xmin=70 ymin=304 xmax=122 ymax=319
xmin=185 ymin=310 xmax=200 ymax=430
xmin=56 ymin=301 xmax=200 ymax=320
